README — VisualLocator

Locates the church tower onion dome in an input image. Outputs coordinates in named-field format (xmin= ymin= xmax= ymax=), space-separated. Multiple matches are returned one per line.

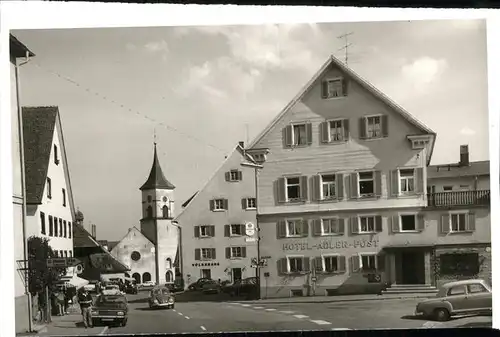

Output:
xmin=140 ymin=143 xmax=175 ymax=191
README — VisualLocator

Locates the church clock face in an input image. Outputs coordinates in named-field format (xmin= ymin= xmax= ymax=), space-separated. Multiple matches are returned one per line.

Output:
xmin=163 ymin=196 xmax=168 ymax=203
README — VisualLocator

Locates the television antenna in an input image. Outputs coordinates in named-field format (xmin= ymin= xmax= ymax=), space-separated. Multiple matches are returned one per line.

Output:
xmin=337 ymin=32 xmax=354 ymax=66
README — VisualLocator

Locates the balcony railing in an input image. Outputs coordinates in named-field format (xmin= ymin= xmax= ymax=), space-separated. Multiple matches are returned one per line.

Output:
xmin=427 ymin=190 xmax=490 ymax=208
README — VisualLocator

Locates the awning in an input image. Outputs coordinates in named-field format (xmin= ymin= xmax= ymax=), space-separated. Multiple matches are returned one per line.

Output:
xmin=60 ymin=275 xmax=89 ymax=289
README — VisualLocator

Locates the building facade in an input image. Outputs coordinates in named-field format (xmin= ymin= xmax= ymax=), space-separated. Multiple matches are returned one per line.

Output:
xmin=23 ymin=106 xmax=76 ymax=258
xmin=111 ymin=144 xmax=179 ymax=285
xmin=176 ymin=143 xmax=258 ymax=286
xmin=246 ymin=55 xmax=490 ymax=298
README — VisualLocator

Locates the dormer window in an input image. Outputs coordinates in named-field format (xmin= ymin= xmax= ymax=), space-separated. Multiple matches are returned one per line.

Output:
xmin=407 ymin=135 xmax=431 ymax=150
xmin=321 ymin=78 xmax=348 ymax=99
xmin=54 ymin=145 xmax=59 ymax=165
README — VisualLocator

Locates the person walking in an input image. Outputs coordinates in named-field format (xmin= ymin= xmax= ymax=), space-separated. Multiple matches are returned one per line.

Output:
xmin=63 ymin=284 xmax=70 ymax=315
xmin=38 ymin=291 xmax=47 ymax=323
xmin=78 ymin=288 xmax=94 ymax=329
xmin=52 ymin=289 xmax=64 ymax=316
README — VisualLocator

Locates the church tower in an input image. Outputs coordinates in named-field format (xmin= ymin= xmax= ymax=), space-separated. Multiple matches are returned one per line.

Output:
xmin=139 ymin=143 xmax=178 ymax=285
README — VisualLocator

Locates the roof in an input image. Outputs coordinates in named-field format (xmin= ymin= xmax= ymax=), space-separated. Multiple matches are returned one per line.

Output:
xmin=140 ymin=143 xmax=175 ymax=191
xmin=174 ymin=143 xmax=255 ymax=221
xmin=10 ymin=34 xmax=35 ymax=59
xmin=427 ymin=160 xmax=490 ymax=179
xmin=247 ymin=55 xmax=437 ymax=165
xmin=182 ymin=191 xmax=198 ymax=208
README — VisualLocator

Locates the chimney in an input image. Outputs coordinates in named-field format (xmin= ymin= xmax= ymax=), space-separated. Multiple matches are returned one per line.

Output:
xmin=459 ymin=145 xmax=470 ymax=167
xmin=238 ymin=141 xmax=245 ymax=149
xmin=91 ymin=224 xmax=96 ymax=239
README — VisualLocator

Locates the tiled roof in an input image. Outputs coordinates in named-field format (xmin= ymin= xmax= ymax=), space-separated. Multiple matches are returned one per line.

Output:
xmin=140 ymin=144 xmax=175 ymax=190
xmin=10 ymin=34 xmax=35 ymax=58
xmin=73 ymin=222 xmax=99 ymax=248
xmin=22 ymin=107 xmax=58 ymax=204
xmin=427 ymin=160 xmax=490 ymax=179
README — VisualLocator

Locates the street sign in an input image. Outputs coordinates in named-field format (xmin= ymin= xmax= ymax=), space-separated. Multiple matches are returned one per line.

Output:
xmin=47 ymin=257 xmax=79 ymax=268
xmin=245 ymin=222 xmax=255 ymax=236
xmin=245 ymin=237 xmax=256 ymax=243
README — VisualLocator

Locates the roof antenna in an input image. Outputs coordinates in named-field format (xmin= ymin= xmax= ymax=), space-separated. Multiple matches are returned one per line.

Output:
xmin=337 ymin=32 xmax=354 ymax=66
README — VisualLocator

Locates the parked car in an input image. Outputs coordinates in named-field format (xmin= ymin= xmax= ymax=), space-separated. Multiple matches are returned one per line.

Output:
xmin=141 ymin=281 xmax=156 ymax=288
xmin=165 ymin=283 xmax=183 ymax=293
xmin=125 ymin=281 xmax=138 ymax=294
xmin=202 ymin=280 xmax=222 ymax=294
xmin=83 ymin=280 xmax=98 ymax=293
xmin=223 ymin=277 xmax=259 ymax=298
xmin=148 ymin=286 xmax=175 ymax=309
xmin=187 ymin=278 xmax=211 ymax=291
xmin=414 ymin=279 xmax=492 ymax=321
xmin=91 ymin=293 xmax=129 ymax=327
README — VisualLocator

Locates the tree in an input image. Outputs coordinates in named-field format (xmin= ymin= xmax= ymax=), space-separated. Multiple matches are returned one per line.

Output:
xmin=27 ymin=236 xmax=66 ymax=295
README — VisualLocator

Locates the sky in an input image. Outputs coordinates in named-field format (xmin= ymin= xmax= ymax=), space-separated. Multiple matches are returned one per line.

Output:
xmin=12 ymin=19 xmax=489 ymax=241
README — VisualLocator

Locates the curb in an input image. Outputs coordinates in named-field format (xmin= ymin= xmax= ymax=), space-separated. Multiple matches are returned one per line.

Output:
xmin=243 ymin=295 xmax=433 ymax=305
xmin=99 ymin=326 xmax=109 ymax=335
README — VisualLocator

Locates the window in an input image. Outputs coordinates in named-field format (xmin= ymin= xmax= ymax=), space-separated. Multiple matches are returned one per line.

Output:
xmin=321 ymin=174 xmax=336 ymax=199
xmin=229 ymin=170 xmax=241 ymax=182
xmin=324 ymin=256 xmax=339 ymax=272
xmin=231 ymin=247 xmax=243 ymax=258
xmin=69 ymin=251 xmax=72 ymax=258
xmin=286 ymin=177 xmax=301 ymax=200
xmin=366 ymin=116 xmax=382 ymax=138
xmin=448 ymin=286 xmax=466 ymax=296
xmin=201 ymin=269 xmax=211 ymax=279
xmin=360 ymin=254 xmax=377 ymax=271
xmin=359 ymin=171 xmax=374 ymax=196
xmin=467 ymin=284 xmax=488 ymax=294
xmin=451 ymin=213 xmax=467 ymax=232
xmin=440 ymin=253 xmax=479 ymax=276
xmin=199 ymin=225 xmax=211 ymax=237
xmin=147 ymin=195 xmax=152 ymax=202
xmin=443 ymin=186 xmax=453 ymax=191
xmin=63 ymin=220 xmax=67 ymax=237
xmin=49 ymin=216 xmax=53 ymax=236
xmin=62 ymin=188 xmax=66 ymax=207
xmin=288 ymin=257 xmax=304 ymax=273
xmin=359 ymin=216 xmax=376 ymax=233
xmin=400 ymin=215 xmax=416 ymax=231
xmin=146 ymin=206 xmax=153 ymax=218
xmin=329 ymin=120 xmax=344 ymax=141
xmin=399 ymin=169 xmax=415 ymax=194
xmin=54 ymin=217 xmax=58 ymax=236
xmin=322 ymin=218 xmax=340 ymax=235
xmin=322 ymin=78 xmax=345 ymax=99
xmin=230 ymin=224 xmax=244 ymax=236
xmin=59 ymin=218 xmax=63 ymax=237
xmin=64 ymin=251 xmax=68 ymax=258
xmin=40 ymin=212 xmax=46 ymax=235
xmin=162 ymin=205 xmax=169 ymax=218
xmin=201 ymin=248 xmax=216 ymax=260
xmin=211 ymin=198 xmax=227 ymax=211
xmin=54 ymin=145 xmax=59 ymax=165
xmin=286 ymin=220 xmax=302 ymax=237
xmin=292 ymin=124 xmax=307 ymax=146
xmin=68 ymin=222 xmax=72 ymax=239
xmin=245 ymin=198 xmax=256 ymax=209
xmin=47 ymin=178 xmax=52 ymax=199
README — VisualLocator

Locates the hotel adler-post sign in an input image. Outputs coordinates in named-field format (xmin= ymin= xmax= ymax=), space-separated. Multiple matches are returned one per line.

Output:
xmin=282 ymin=238 xmax=379 ymax=251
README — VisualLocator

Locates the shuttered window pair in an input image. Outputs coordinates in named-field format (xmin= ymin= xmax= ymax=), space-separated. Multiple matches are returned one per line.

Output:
xmin=277 ymin=176 xmax=308 ymax=203
xmin=359 ymin=115 xmax=388 ymax=140
xmin=277 ymin=256 xmax=309 ymax=275
xmin=209 ymin=198 xmax=228 ymax=211
xmin=225 ymin=169 xmax=242 ymax=182
xmin=242 ymin=197 xmax=256 ymax=210
xmin=320 ymin=119 xmax=349 ymax=143
xmin=276 ymin=219 xmax=308 ymax=238
xmin=283 ymin=123 xmax=313 ymax=147
xmin=321 ymin=78 xmax=348 ymax=99
xmin=390 ymin=214 xmax=425 ymax=232
xmin=311 ymin=218 xmax=345 ymax=236
xmin=313 ymin=255 xmax=346 ymax=274
xmin=351 ymin=254 xmax=385 ymax=273
xmin=389 ymin=168 xmax=424 ymax=196
xmin=225 ymin=246 xmax=247 ymax=259
xmin=350 ymin=216 xmax=383 ymax=234
xmin=194 ymin=248 xmax=216 ymax=261
xmin=194 ymin=225 xmax=215 ymax=238
xmin=225 ymin=224 xmax=245 ymax=237
xmin=441 ymin=212 xmax=476 ymax=233
xmin=345 ymin=171 xmax=382 ymax=199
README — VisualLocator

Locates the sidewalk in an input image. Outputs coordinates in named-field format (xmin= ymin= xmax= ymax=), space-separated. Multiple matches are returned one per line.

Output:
xmin=238 ymin=293 xmax=434 ymax=305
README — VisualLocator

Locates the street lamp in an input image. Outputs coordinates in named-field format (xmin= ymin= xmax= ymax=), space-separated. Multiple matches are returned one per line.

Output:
xmin=241 ymin=161 xmax=263 ymax=299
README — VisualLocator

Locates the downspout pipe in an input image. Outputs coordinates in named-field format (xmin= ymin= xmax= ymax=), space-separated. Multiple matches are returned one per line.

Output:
xmin=15 ymin=51 xmax=33 ymax=333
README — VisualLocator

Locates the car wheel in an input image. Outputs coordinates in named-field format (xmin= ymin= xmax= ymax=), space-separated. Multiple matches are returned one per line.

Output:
xmin=121 ymin=319 xmax=127 ymax=327
xmin=433 ymin=308 xmax=450 ymax=322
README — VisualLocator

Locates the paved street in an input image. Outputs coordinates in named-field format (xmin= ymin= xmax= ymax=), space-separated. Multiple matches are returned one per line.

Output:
xmin=101 ymin=292 xmax=492 ymax=334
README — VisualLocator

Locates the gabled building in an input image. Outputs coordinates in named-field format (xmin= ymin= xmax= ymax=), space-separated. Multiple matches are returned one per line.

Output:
xmin=246 ymin=55 xmax=490 ymax=298
xmin=175 ymin=142 xmax=258 ymax=285
xmin=23 ymin=106 xmax=76 ymax=258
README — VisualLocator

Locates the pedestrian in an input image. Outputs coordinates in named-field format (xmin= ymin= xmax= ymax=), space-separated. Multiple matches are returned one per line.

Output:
xmin=52 ymin=288 xmax=64 ymax=316
xmin=38 ymin=291 xmax=47 ymax=323
xmin=63 ymin=284 xmax=70 ymax=315
xmin=78 ymin=288 xmax=94 ymax=329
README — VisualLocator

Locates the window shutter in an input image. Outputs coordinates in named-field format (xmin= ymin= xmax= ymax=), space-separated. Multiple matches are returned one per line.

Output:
xmin=320 ymin=122 xmax=329 ymax=143
xmin=415 ymin=168 xmax=424 ymax=194
xmin=194 ymin=249 xmax=201 ymax=261
xmin=381 ymin=115 xmax=389 ymax=137
xmin=303 ymin=257 xmax=310 ymax=273
xmin=242 ymin=247 xmax=247 ymax=258
xmin=284 ymin=125 xmax=293 ymax=147
xmin=223 ymin=199 xmax=229 ymax=210
xmin=212 ymin=248 xmax=216 ymax=260
xmin=225 ymin=172 xmax=230 ymax=181
xmin=299 ymin=176 xmax=309 ymax=201
xmin=194 ymin=226 xmax=200 ymax=238
xmin=377 ymin=254 xmax=385 ymax=272
xmin=441 ymin=214 xmax=451 ymax=234
xmin=359 ymin=117 xmax=367 ymax=139
xmin=238 ymin=170 xmax=243 ymax=181
xmin=391 ymin=215 xmax=400 ymax=233
xmin=301 ymin=219 xmax=309 ymax=237
xmin=226 ymin=247 xmax=231 ymax=259
xmin=342 ymin=79 xmax=348 ymax=96
xmin=277 ymin=258 xmax=287 ymax=275
xmin=417 ymin=214 xmax=425 ymax=231
xmin=350 ymin=173 xmax=359 ymax=199
xmin=338 ymin=256 xmax=347 ymax=273
xmin=314 ymin=257 xmax=323 ymax=273
xmin=306 ymin=123 xmax=313 ymax=145
xmin=210 ymin=225 xmax=216 ymax=237
xmin=276 ymin=220 xmax=286 ymax=239
xmin=343 ymin=119 xmax=350 ymax=140
xmin=321 ymin=80 xmax=328 ymax=99
xmin=239 ymin=224 xmax=245 ymax=234
xmin=312 ymin=175 xmax=321 ymax=201
xmin=374 ymin=171 xmax=382 ymax=197
xmin=312 ymin=219 xmax=322 ymax=236
xmin=467 ymin=212 xmax=476 ymax=231
xmin=350 ymin=217 xmax=359 ymax=234
xmin=390 ymin=170 xmax=399 ymax=197
xmin=351 ymin=255 xmax=360 ymax=273
xmin=336 ymin=174 xmax=344 ymax=200
xmin=209 ymin=199 xmax=215 ymax=211
xmin=337 ymin=218 xmax=345 ymax=235
xmin=277 ymin=177 xmax=286 ymax=203
xmin=224 ymin=225 xmax=230 ymax=237
xmin=375 ymin=216 xmax=383 ymax=232
xmin=241 ymin=198 xmax=247 ymax=210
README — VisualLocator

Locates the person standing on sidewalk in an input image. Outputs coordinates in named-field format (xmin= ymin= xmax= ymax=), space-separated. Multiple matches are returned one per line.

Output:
xmin=78 ymin=288 xmax=94 ymax=329
xmin=38 ymin=291 xmax=48 ymax=323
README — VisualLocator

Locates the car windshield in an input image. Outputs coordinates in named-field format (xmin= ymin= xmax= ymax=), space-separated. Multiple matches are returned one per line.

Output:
xmin=152 ymin=288 xmax=170 ymax=296
xmin=97 ymin=295 xmax=126 ymax=305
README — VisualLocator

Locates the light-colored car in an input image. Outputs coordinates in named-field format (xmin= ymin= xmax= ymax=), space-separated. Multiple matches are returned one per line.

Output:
xmin=83 ymin=281 xmax=98 ymax=293
xmin=141 ymin=281 xmax=156 ymax=288
xmin=414 ymin=279 xmax=492 ymax=321
xmin=148 ymin=286 xmax=175 ymax=309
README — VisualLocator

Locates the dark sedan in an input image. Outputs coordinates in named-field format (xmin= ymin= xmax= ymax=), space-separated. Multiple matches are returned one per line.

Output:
xmin=223 ymin=277 xmax=259 ymax=298
xmin=91 ymin=293 xmax=128 ymax=327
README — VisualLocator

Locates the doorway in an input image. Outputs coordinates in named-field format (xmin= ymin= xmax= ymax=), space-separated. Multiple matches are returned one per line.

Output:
xmin=201 ymin=269 xmax=211 ymax=279
xmin=232 ymin=268 xmax=242 ymax=283
xmin=398 ymin=251 xmax=426 ymax=285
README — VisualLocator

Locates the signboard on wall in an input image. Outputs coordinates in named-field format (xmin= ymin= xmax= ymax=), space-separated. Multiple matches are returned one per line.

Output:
xmin=282 ymin=239 xmax=379 ymax=251
xmin=245 ymin=222 xmax=255 ymax=236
